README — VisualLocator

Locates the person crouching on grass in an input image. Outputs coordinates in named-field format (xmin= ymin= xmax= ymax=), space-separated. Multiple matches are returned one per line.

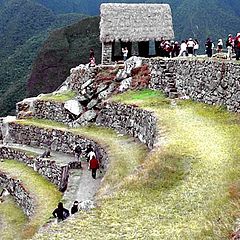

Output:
xmin=89 ymin=156 xmax=99 ymax=179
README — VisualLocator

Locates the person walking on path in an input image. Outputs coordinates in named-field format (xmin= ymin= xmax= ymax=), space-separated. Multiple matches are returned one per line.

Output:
xmin=89 ymin=157 xmax=99 ymax=179
xmin=71 ymin=201 xmax=79 ymax=215
xmin=86 ymin=146 xmax=96 ymax=162
xmin=52 ymin=202 xmax=69 ymax=222
xmin=74 ymin=144 xmax=82 ymax=168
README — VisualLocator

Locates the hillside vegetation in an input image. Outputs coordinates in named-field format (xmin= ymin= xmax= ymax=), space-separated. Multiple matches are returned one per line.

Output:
xmin=0 ymin=0 xmax=86 ymax=116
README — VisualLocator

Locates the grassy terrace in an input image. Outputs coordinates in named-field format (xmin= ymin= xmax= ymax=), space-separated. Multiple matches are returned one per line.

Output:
xmin=0 ymin=160 xmax=62 ymax=239
xmin=0 ymin=191 xmax=27 ymax=240
xmin=28 ymin=89 xmax=240 ymax=239
xmin=39 ymin=90 xmax=77 ymax=102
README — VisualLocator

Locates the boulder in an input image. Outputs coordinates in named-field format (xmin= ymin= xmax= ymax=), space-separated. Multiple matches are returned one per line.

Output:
xmin=78 ymin=110 xmax=97 ymax=123
xmin=64 ymin=100 xmax=83 ymax=116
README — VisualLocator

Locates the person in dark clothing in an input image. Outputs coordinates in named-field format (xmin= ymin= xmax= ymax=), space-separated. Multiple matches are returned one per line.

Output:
xmin=89 ymin=48 xmax=94 ymax=59
xmin=235 ymin=33 xmax=240 ymax=61
xmin=71 ymin=201 xmax=79 ymax=215
xmin=205 ymin=38 xmax=213 ymax=57
xmin=74 ymin=144 xmax=82 ymax=168
xmin=89 ymin=157 xmax=99 ymax=179
xmin=52 ymin=202 xmax=69 ymax=222
xmin=40 ymin=148 xmax=51 ymax=158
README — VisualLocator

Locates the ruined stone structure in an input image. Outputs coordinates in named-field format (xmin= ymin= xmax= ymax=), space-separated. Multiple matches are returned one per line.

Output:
xmin=100 ymin=3 xmax=174 ymax=64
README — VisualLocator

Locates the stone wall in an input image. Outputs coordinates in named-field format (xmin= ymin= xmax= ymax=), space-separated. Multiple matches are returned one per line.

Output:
xmin=102 ymin=42 xmax=113 ymax=65
xmin=8 ymin=123 xmax=108 ymax=171
xmin=0 ymin=172 xmax=34 ymax=216
xmin=33 ymin=100 xmax=69 ymax=123
xmin=145 ymin=58 xmax=240 ymax=112
xmin=96 ymin=102 xmax=157 ymax=149
xmin=0 ymin=146 xmax=69 ymax=192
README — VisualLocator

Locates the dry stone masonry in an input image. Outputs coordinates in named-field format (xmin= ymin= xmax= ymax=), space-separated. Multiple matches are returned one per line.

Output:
xmin=145 ymin=58 xmax=240 ymax=112
xmin=8 ymin=122 xmax=109 ymax=171
xmin=0 ymin=146 xmax=69 ymax=192
xmin=0 ymin=172 xmax=34 ymax=216
xmin=96 ymin=102 xmax=157 ymax=149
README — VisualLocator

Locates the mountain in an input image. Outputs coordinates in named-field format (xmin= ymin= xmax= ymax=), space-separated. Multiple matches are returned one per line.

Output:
xmin=0 ymin=0 xmax=86 ymax=116
xmin=2 ymin=0 xmax=240 ymax=115
xmin=27 ymin=17 xmax=101 ymax=97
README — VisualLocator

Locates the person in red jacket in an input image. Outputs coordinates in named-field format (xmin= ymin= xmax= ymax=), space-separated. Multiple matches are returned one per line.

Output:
xmin=89 ymin=157 xmax=99 ymax=179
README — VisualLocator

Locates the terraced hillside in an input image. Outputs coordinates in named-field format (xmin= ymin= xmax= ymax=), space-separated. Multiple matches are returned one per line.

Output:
xmin=29 ymin=90 xmax=240 ymax=239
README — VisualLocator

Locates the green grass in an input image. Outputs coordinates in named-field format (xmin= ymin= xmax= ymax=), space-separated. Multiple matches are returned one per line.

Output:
xmin=0 ymin=193 xmax=27 ymax=240
xmin=0 ymin=160 xmax=62 ymax=239
xmin=33 ymin=89 xmax=240 ymax=239
xmin=39 ymin=90 xmax=77 ymax=102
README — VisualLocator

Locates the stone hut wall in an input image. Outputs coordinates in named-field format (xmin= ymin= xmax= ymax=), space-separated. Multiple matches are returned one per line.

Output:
xmin=0 ymin=147 xmax=69 ymax=192
xmin=0 ymin=172 xmax=34 ymax=216
xmin=96 ymin=102 xmax=157 ymax=149
xmin=145 ymin=58 xmax=240 ymax=112
xmin=8 ymin=123 xmax=108 ymax=171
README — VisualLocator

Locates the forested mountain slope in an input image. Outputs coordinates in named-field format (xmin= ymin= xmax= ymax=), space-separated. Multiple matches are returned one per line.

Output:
xmin=0 ymin=0 xmax=86 ymax=116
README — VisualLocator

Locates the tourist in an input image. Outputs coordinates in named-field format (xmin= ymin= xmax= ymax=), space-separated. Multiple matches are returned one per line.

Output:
xmin=40 ymin=147 xmax=51 ymax=158
xmin=89 ymin=156 xmax=100 ymax=179
xmin=74 ymin=144 xmax=82 ymax=168
xmin=205 ymin=38 xmax=213 ymax=57
xmin=187 ymin=38 xmax=195 ymax=57
xmin=226 ymin=34 xmax=234 ymax=60
xmin=71 ymin=201 xmax=79 ymax=215
xmin=164 ymin=40 xmax=171 ymax=58
xmin=172 ymin=41 xmax=180 ymax=57
xmin=86 ymin=145 xmax=96 ymax=162
xmin=159 ymin=37 xmax=165 ymax=57
xmin=122 ymin=47 xmax=128 ymax=61
xmin=89 ymin=48 xmax=94 ymax=59
xmin=217 ymin=39 xmax=223 ymax=53
xmin=178 ymin=40 xmax=187 ymax=57
xmin=52 ymin=202 xmax=69 ymax=222
xmin=234 ymin=33 xmax=240 ymax=60
xmin=89 ymin=56 xmax=96 ymax=67
xmin=193 ymin=39 xmax=199 ymax=56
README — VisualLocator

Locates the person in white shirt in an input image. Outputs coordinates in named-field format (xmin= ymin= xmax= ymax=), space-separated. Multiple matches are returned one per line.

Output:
xmin=187 ymin=38 xmax=195 ymax=57
xmin=122 ymin=47 xmax=128 ymax=61
xmin=194 ymin=39 xmax=199 ymax=56
xmin=178 ymin=40 xmax=187 ymax=57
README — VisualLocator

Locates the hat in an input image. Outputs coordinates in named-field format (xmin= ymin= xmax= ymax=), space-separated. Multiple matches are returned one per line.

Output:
xmin=237 ymin=33 xmax=240 ymax=37
xmin=73 ymin=201 xmax=79 ymax=205
xmin=189 ymin=38 xmax=193 ymax=40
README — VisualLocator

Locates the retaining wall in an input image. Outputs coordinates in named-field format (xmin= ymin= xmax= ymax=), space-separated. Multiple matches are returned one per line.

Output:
xmin=0 ymin=147 xmax=69 ymax=192
xmin=145 ymin=58 xmax=240 ymax=112
xmin=0 ymin=172 xmax=34 ymax=216
xmin=96 ymin=102 xmax=157 ymax=149
xmin=8 ymin=122 xmax=108 ymax=170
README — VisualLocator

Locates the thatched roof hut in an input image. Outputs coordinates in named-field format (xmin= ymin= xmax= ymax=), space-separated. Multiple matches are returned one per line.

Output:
xmin=100 ymin=3 xmax=174 ymax=43
xmin=99 ymin=3 xmax=174 ymax=64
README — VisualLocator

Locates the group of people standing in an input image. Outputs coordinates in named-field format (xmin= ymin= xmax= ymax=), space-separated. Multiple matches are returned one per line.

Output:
xmin=159 ymin=38 xmax=199 ymax=58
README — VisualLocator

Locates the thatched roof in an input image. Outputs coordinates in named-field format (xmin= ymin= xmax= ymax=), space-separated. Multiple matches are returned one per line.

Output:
xmin=100 ymin=3 xmax=174 ymax=43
